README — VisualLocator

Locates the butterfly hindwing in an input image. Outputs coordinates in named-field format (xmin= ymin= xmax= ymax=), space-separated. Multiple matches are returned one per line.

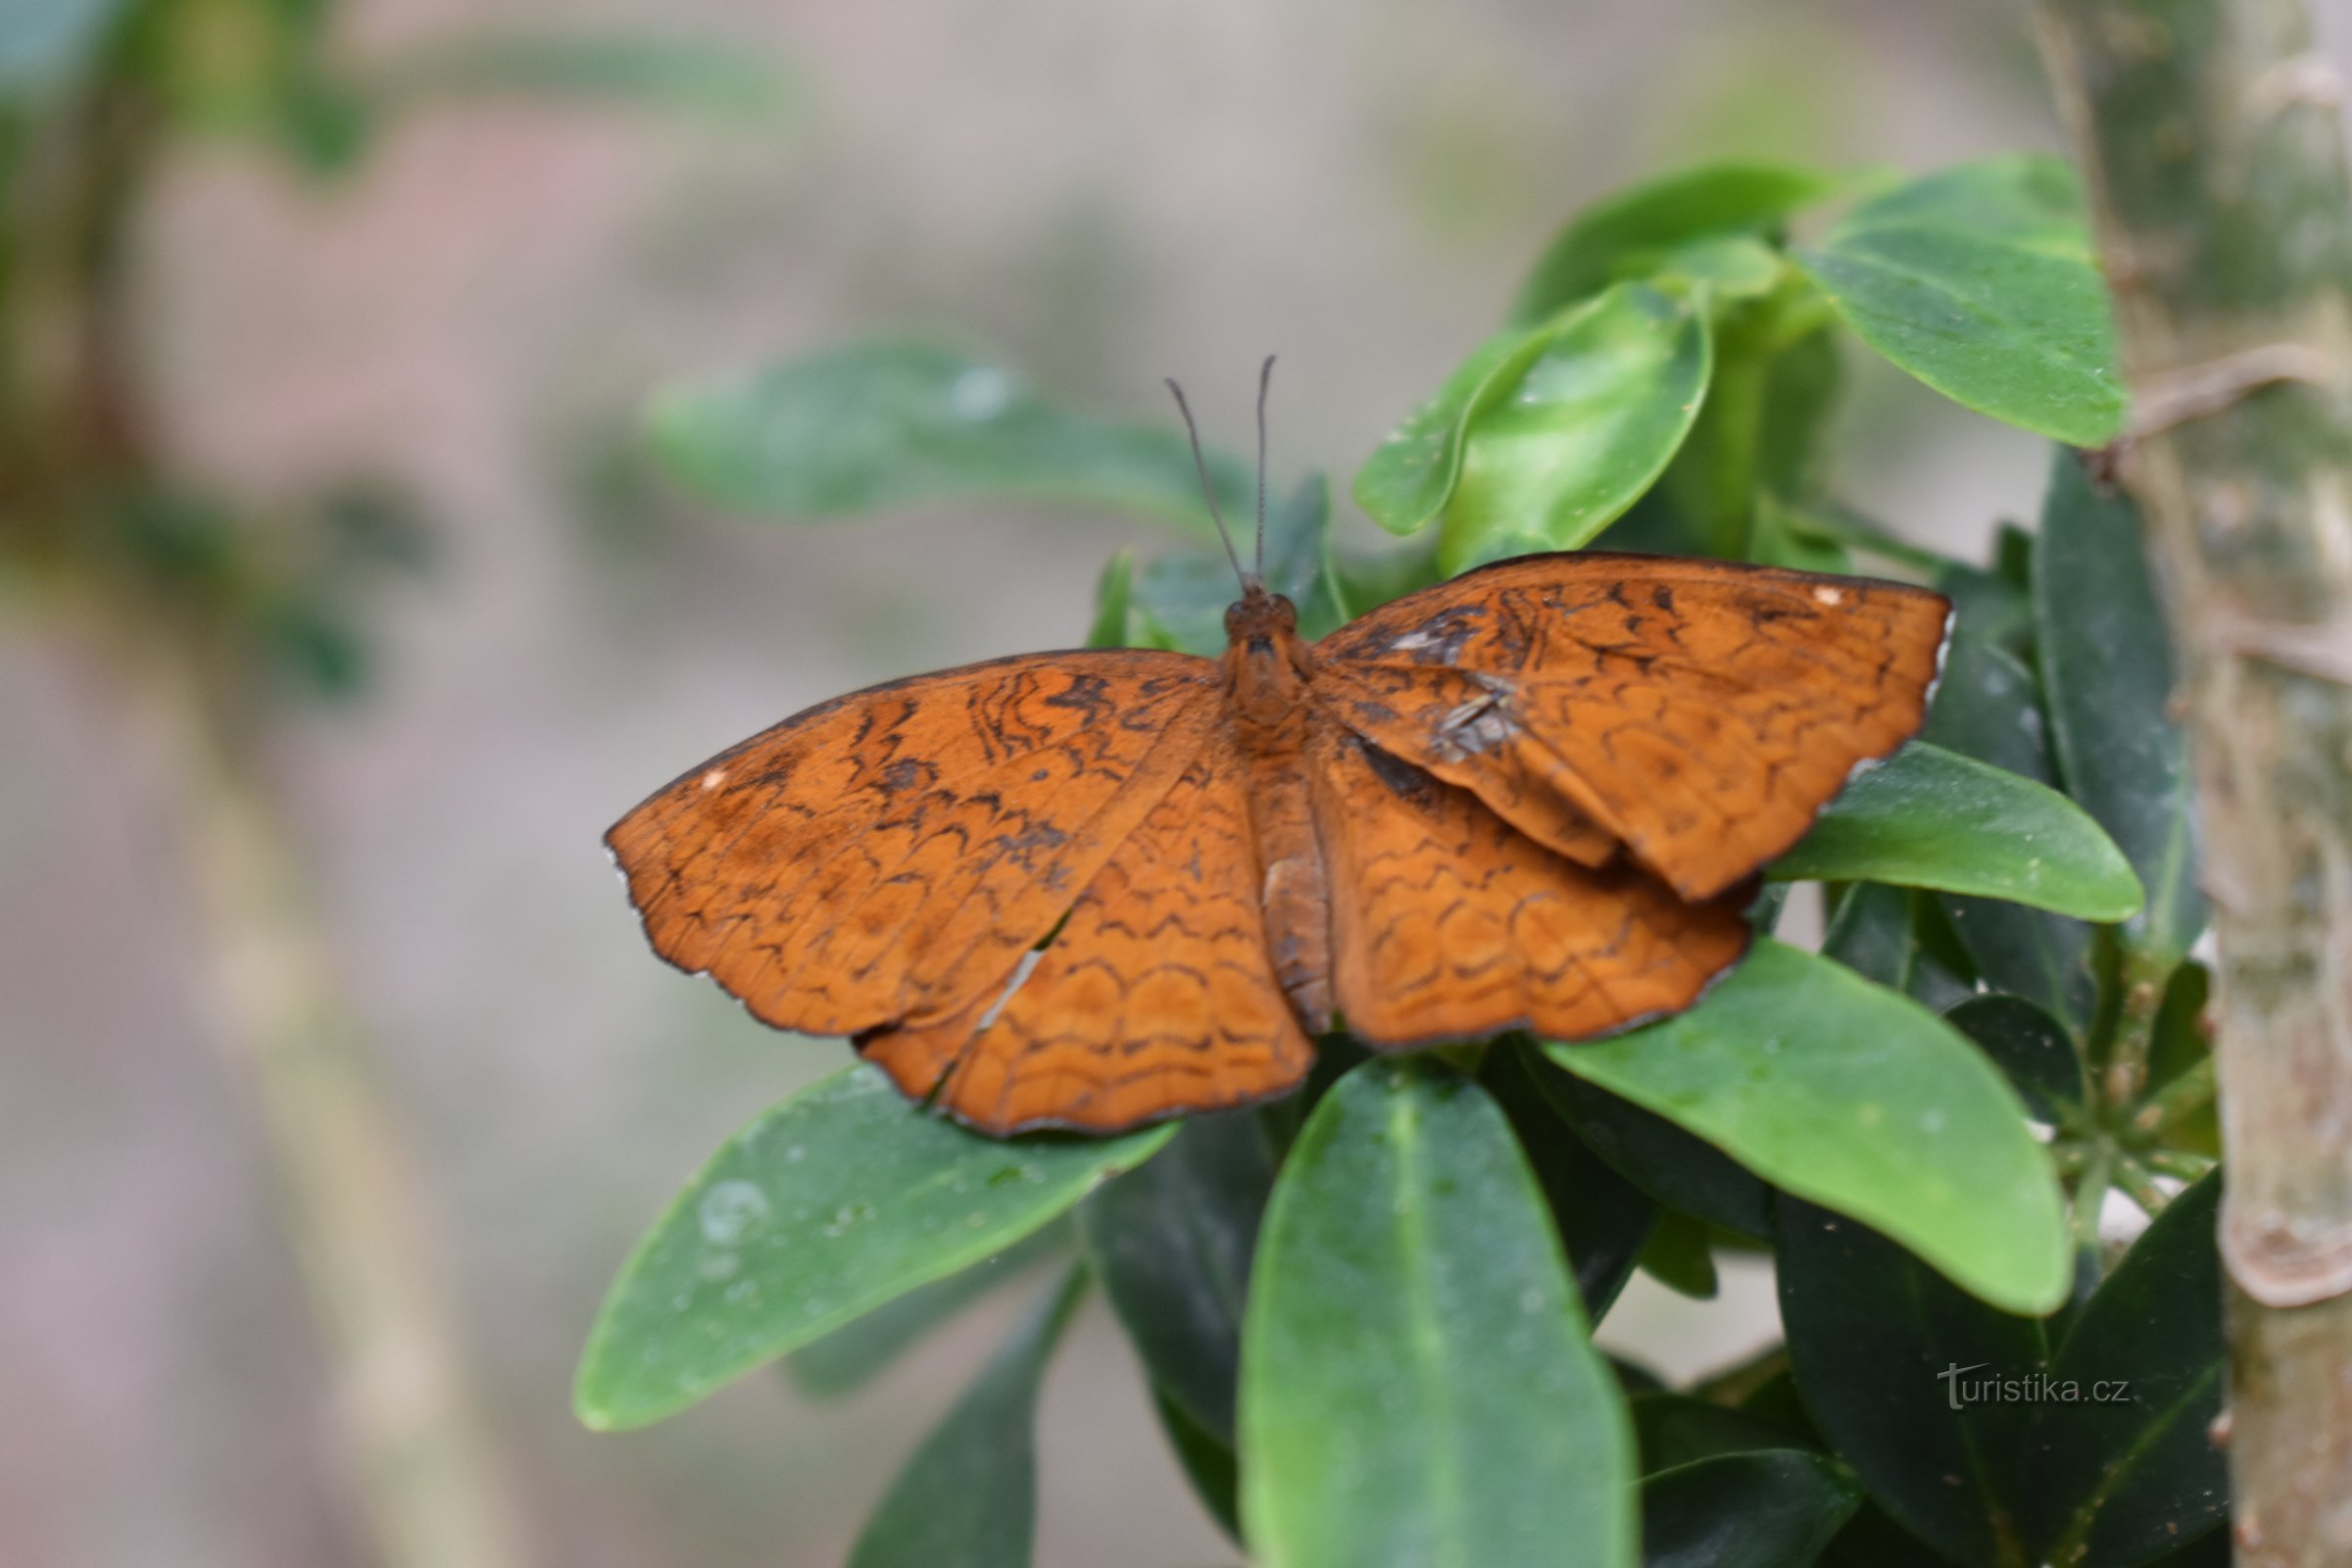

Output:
xmin=606 ymin=651 xmax=1218 ymax=1038
xmin=1314 ymin=552 xmax=1952 ymax=901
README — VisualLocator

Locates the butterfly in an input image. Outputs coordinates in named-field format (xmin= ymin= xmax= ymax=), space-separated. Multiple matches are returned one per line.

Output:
xmin=607 ymin=365 xmax=1953 ymax=1136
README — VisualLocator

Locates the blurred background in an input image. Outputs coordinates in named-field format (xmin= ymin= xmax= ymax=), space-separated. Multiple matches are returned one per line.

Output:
xmin=4 ymin=1 xmax=2338 ymax=1564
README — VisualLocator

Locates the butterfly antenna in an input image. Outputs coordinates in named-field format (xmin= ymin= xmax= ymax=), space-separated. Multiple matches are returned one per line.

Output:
xmin=1164 ymin=376 xmax=1254 ymax=592
xmin=1254 ymin=355 xmax=1275 ymax=584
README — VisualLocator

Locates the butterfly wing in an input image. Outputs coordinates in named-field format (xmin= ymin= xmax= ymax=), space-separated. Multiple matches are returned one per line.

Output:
xmin=858 ymin=732 xmax=1316 ymax=1135
xmin=1315 ymin=551 xmax=1952 ymax=901
xmin=606 ymin=650 xmax=1220 ymax=1040
xmin=1303 ymin=718 xmax=1752 ymax=1048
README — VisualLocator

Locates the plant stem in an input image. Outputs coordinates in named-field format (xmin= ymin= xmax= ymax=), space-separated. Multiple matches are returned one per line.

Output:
xmin=2132 ymin=1054 xmax=2217 ymax=1139
xmin=2035 ymin=1 xmax=2352 ymax=1559
xmin=2113 ymin=1152 xmax=2178 ymax=1218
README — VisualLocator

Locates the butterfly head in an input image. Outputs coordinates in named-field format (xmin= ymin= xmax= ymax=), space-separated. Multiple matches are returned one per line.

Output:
xmin=1223 ymin=585 xmax=1297 ymax=646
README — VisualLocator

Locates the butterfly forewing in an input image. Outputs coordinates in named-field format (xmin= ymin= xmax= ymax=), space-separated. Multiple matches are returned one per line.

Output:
xmin=1314 ymin=552 xmax=1952 ymax=901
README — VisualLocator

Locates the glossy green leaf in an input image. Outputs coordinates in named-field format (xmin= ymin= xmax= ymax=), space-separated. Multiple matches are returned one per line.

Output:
xmin=1154 ymin=1388 xmax=1243 ymax=1542
xmin=2034 ymin=449 xmax=2206 ymax=966
xmin=1240 ymin=1058 xmax=1636 ymax=1568
xmin=1641 ymin=1450 xmax=1863 ymax=1568
xmin=574 ymin=1065 xmax=1172 ymax=1429
xmin=1508 ymin=162 xmax=1841 ymax=326
xmin=1822 ymin=883 xmax=1978 ymax=1012
xmin=2023 ymin=1173 xmax=2228 ymax=1568
xmin=1794 ymin=156 xmax=2124 ymax=445
xmin=1630 ymin=1393 xmax=1822 ymax=1474
xmin=847 ymin=1267 xmax=1084 ymax=1568
xmin=648 ymin=341 xmax=1247 ymax=533
xmin=1078 ymin=1108 xmax=1278 ymax=1444
xmin=1637 ymin=1210 xmax=1720 ymax=1299
xmin=1482 ymin=1045 xmax=1658 ymax=1319
xmin=1442 ymin=283 xmax=1711 ymax=573
xmin=1533 ymin=1056 xmax=1771 ymax=1241
xmin=1132 ymin=473 xmax=1340 ymax=656
xmin=788 ymin=1218 xmax=1071 ymax=1397
xmin=1777 ymin=1200 xmax=2049 ymax=1565
xmin=1354 ymin=328 xmax=1536 ymax=536
xmin=1945 ymin=994 xmax=2086 ymax=1125
xmin=369 ymin=32 xmax=794 ymax=118
xmin=1550 ymin=941 xmax=2070 ymax=1314
xmin=1927 ymin=630 xmax=2103 ymax=1034
xmin=1772 ymin=741 xmax=2144 ymax=920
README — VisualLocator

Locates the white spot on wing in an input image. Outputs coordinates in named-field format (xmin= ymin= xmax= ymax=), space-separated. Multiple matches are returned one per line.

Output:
xmin=701 ymin=768 xmax=728 ymax=791
xmin=1813 ymin=585 xmax=1844 ymax=606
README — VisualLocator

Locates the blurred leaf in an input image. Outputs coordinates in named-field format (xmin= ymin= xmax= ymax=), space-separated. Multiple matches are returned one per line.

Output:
xmin=1327 ymin=533 xmax=1444 ymax=618
xmin=1508 ymin=162 xmax=1840 ymax=326
xmin=1945 ymin=994 xmax=2086 ymax=1125
xmin=1086 ymin=548 xmax=1136 ymax=648
xmin=847 ymin=1267 xmax=1085 ymax=1568
xmin=787 ymin=1219 xmax=1071 ymax=1397
xmin=1631 ymin=1393 xmax=1823 ymax=1474
xmin=1771 ymin=740 xmax=2144 ymax=920
xmin=370 ymin=31 xmax=792 ymax=118
xmin=1550 ymin=941 xmax=2070 ymax=1315
xmin=1640 ymin=1450 xmax=1863 ymax=1568
xmin=2034 ymin=449 xmax=2205 ymax=967
xmin=1754 ymin=325 xmax=1845 ymax=501
xmin=648 ymin=341 xmax=1247 ymax=534
xmin=2022 ymin=1173 xmax=2228 ymax=1568
xmin=1822 ymin=883 xmax=1977 ymax=1012
xmin=1354 ymin=326 xmax=1535 ymax=536
xmin=1926 ymin=629 xmax=2102 ymax=1034
xmin=1794 ymin=155 xmax=2125 ymax=445
xmin=1132 ymin=472 xmax=1339 ymax=655
xmin=1936 ymin=557 xmax=2037 ymax=659
xmin=1154 ymin=1388 xmax=1243 ymax=1542
xmin=1777 ymin=1199 xmax=2049 ymax=1566
xmin=1533 ymin=1056 xmax=1772 ymax=1241
xmin=1442 ymin=282 xmax=1711 ymax=572
xmin=1637 ymin=1209 xmax=1720 ymax=1299
xmin=1078 ymin=1108 xmax=1278 ymax=1444
xmin=573 ymin=1065 xmax=1172 ymax=1430
xmin=1240 ymin=1058 xmax=1636 ymax=1568
xmin=1481 ymin=1044 xmax=1659 ymax=1319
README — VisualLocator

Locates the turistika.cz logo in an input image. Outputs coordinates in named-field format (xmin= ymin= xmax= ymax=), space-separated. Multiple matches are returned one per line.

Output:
xmin=1937 ymin=1363 xmax=2132 ymax=1410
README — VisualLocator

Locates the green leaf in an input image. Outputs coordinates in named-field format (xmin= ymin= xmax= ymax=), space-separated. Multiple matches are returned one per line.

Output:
xmin=1354 ymin=327 xmax=1537 ymax=536
xmin=1771 ymin=741 xmax=2144 ymax=921
xmin=2022 ymin=1173 xmax=2228 ymax=1568
xmin=369 ymin=31 xmax=793 ymax=118
xmin=648 ymin=341 xmax=1247 ymax=533
xmin=1078 ymin=1108 xmax=1278 ymax=1444
xmin=1153 ymin=1388 xmax=1243 ymax=1542
xmin=1481 ymin=1044 xmax=1660 ymax=1318
xmin=1641 ymin=1450 xmax=1863 ymax=1568
xmin=2034 ymin=449 xmax=2206 ymax=966
xmin=1086 ymin=548 xmax=1136 ymax=648
xmin=1945 ymin=994 xmax=2087 ymax=1125
xmin=573 ymin=1065 xmax=1173 ymax=1430
xmin=1240 ymin=1058 xmax=1636 ymax=1568
xmin=1508 ymin=162 xmax=1841 ymax=326
xmin=847 ymin=1266 xmax=1085 ymax=1568
xmin=1926 ymin=629 xmax=2103 ymax=1034
xmin=1550 ymin=941 xmax=2070 ymax=1314
xmin=1794 ymin=155 xmax=2124 ymax=445
xmin=1637 ymin=1209 xmax=1721 ymax=1299
xmin=1631 ymin=1393 xmax=1823 ymax=1474
xmin=1132 ymin=472 xmax=1338 ymax=656
xmin=1777 ymin=1199 xmax=2049 ymax=1566
xmin=787 ymin=1219 xmax=1071 ymax=1397
xmin=1822 ymin=882 xmax=1978 ymax=1012
xmin=1442 ymin=283 xmax=1712 ymax=573
xmin=1532 ymin=1055 xmax=1772 ymax=1241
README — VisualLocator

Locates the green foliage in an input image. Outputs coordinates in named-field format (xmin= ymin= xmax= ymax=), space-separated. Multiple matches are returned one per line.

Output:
xmin=587 ymin=148 xmax=2230 ymax=1568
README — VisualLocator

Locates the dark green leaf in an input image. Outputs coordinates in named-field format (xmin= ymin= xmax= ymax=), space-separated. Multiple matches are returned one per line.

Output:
xmin=1481 ymin=1044 xmax=1658 ymax=1319
xmin=1532 ymin=1059 xmax=1772 ymax=1241
xmin=1153 ymin=1387 xmax=1242 ymax=1543
xmin=1755 ymin=324 xmax=1845 ymax=501
xmin=1240 ymin=1058 xmax=1636 ymax=1568
xmin=1078 ymin=1108 xmax=1278 ymax=1444
xmin=1087 ymin=548 xmax=1135 ymax=648
xmin=1441 ymin=282 xmax=1712 ymax=572
xmin=788 ymin=1218 xmax=1072 ymax=1397
xmin=1821 ymin=1500 xmax=1963 ymax=1568
xmin=573 ymin=1065 xmax=1172 ymax=1430
xmin=1551 ymin=941 xmax=2070 ymax=1314
xmin=1631 ymin=1393 xmax=1822 ymax=1474
xmin=1508 ymin=162 xmax=1840 ymax=326
xmin=1777 ymin=1199 xmax=2048 ymax=1566
xmin=2023 ymin=1173 xmax=2228 ymax=1568
xmin=1821 ymin=882 xmax=1977 ymax=1012
xmin=1945 ymin=994 xmax=2086 ymax=1125
xmin=1926 ymin=629 xmax=2102 ymax=1034
xmin=1772 ymin=741 xmax=2145 ymax=921
xmin=1326 ymin=533 xmax=1444 ymax=619
xmin=1637 ymin=1210 xmax=1720 ymax=1299
xmin=1936 ymin=557 xmax=2038 ymax=660
xmin=648 ymin=341 xmax=1247 ymax=532
xmin=2034 ymin=448 xmax=2206 ymax=965
xmin=847 ymin=1267 xmax=1085 ymax=1568
xmin=1794 ymin=156 xmax=2124 ymax=445
xmin=1641 ymin=1450 xmax=1863 ymax=1568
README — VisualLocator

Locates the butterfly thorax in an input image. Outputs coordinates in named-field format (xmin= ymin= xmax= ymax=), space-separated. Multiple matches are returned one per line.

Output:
xmin=1218 ymin=588 xmax=1335 ymax=1030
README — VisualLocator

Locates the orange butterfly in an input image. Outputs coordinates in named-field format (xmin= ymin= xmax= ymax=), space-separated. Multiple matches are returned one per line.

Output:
xmin=608 ymin=368 xmax=1952 ymax=1136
